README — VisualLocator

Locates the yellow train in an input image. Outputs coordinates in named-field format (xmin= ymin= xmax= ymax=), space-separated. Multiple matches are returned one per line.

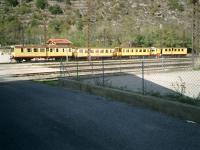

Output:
xmin=11 ymin=45 xmax=188 ymax=62
xmin=11 ymin=45 xmax=73 ymax=62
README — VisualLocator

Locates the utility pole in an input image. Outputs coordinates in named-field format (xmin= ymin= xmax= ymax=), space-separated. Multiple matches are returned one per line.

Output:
xmin=192 ymin=0 xmax=200 ymax=67
xmin=86 ymin=0 xmax=96 ymax=61
xmin=22 ymin=24 xmax=25 ymax=46
xmin=103 ymin=28 xmax=106 ymax=47
xmin=43 ymin=12 xmax=47 ymax=45
xmin=86 ymin=0 xmax=92 ymax=61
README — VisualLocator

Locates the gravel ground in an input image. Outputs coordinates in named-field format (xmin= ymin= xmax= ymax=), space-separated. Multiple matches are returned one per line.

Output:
xmin=1 ymin=62 xmax=199 ymax=98
xmin=85 ymin=70 xmax=200 ymax=98
xmin=0 ymin=63 xmax=59 ymax=82
xmin=0 ymin=81 xmax=200 ymax=150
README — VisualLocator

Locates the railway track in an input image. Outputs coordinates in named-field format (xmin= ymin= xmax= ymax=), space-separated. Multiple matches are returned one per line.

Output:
xmin=9 ymin=59 xmax=192 ymax=81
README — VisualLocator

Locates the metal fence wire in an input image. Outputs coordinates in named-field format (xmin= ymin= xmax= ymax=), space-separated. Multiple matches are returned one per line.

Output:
xmin=60 ymin=56 xmax=200 ymax=100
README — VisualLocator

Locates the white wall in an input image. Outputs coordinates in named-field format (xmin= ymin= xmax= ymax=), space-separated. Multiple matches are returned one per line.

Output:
xmin=0 ymin=54 xmax=11 ymax=63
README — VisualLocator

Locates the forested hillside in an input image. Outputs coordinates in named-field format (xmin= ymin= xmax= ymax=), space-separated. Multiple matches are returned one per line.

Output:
xmin=0 ymin=0 xmax=199 ymax=47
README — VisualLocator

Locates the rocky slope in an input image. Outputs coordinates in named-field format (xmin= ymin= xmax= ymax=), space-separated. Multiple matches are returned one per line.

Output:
xmin=0 ymin=0 xmax=199 ymax=47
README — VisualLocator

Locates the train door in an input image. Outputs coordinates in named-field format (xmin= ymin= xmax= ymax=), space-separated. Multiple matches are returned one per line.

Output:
xmin=73 ymin=48 xmax=78 ymax=58
xmin=114 ymin=47 xmax=122 ymax=57
xmin=46 ymin=47 xmax=49 ymax=59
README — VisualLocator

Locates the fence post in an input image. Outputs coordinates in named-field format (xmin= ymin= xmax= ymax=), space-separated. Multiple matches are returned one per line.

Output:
xmin=142 ymin=60 xmax=145 ymax=95
xmin=76 ymin=57 xmax=79 ymax=80
xmin=102 ymin=58 xmax=105 ymax=86
xmin=91 ymin=61 xmax=94 ymax=76
xmin=161 ymin=55 xmax=164 ymax=70
xmin=60 ymin=58 xmax=63 ymax=78
xmin=120 ymin=56 xmax=122 ymax=73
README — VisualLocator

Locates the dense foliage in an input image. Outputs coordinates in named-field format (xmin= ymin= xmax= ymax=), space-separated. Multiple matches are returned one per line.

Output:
xmin=5 ymin=0 xmax=19 ymax=7
xmin=36 ymin=0 xmax=48 ymax=10
xmin=49 ymin=5 xmax=63 ymax=14
xmin=0 ymin=0 xmax=198 ymax=48
xmin=168 ymin=0 xmax=184 ymax=11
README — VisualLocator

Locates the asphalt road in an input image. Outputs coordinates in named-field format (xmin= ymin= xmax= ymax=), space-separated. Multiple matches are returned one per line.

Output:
xmin=0 ymin=81 xmax=200 ymax=150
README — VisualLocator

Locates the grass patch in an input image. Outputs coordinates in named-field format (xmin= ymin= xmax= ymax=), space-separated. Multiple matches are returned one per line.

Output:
xmin=165 ymin=94 xmax=200 ymax=106
xmin=35 ymin=80 xmax=59 ymax=86
xmin=145 ymin=91 xmax=200 ymax=106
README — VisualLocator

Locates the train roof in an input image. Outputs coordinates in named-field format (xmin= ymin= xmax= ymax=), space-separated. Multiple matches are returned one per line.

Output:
xmin=47 ymin=38 xmax=72 ymax=45
xmin=14 ymin=45 xmax=71 ymax=48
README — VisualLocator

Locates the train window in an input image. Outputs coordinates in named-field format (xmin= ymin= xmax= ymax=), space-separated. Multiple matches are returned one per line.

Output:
xmin=79 ymin=49 xmax=83 ymax=53
xmin=100 ymin=50 xmax=104 ymax=53
xmin=169 ymin=49 xmax=171 ymax=51
xmin=63 ymin=49 xmax=65 ymax=52
xmin=174 ymin=49 xmax=177 ymax=51
xmin=95 ymin=50 xmax=99 ymax=53
xmin=139 ymin=50 xmax=142 ymax=52
xmin=56 ymin=48 xmax=59 ymax=52
xmin=143 ymin=49 xmax=146 ymax=52
xmin=21 ymin=48 xmax=24 ymax=53
xmin=178 ymin=49 xmax=180 ymax=51
xmin=106 ymin=50 xmax=108 ymax=53
xmin=50 ymin=49 xmax=53 ymax=52
xmin=165 ymin=49 xmax=168 ymax=51
xmin=182 ymin=49 xmax=184 ymax=51
xmin=69 ymin=49 xmax=71 ymax=52
xmin=136 ymin=50 xmax=138 ymax=52
xmin=46 ymin=48 xmax=49 ymax=51
xmin=34 ymin=48 xmax=38 ymax=52
xmin=40 ymin=48 xmax=45 ymax=52
xmin=27 ymin=48 xmax=31 ymax=52
xmin=91 ymin=50 xmax=94 ymax=53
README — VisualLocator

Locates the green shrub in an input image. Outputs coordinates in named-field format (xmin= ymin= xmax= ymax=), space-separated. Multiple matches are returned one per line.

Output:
xmin=17 ymin=4 xmax=31 ymax=14
xmin=168 ymin=0 xmax=184 ymax=12
xmin=5 ymin=0 xmax=19 ymax=7
xmin=36 ymin=0 xmax=48 ymax=10
xmin=49 ymin=5 xmax=63 ymax=15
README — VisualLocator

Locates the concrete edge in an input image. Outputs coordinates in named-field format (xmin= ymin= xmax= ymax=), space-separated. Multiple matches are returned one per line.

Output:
xmin=59 ymin=78 xmax=200 ymax=123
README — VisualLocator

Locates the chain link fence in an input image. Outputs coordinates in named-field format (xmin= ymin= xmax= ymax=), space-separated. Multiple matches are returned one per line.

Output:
xmin=60 ymin=56 xmax=200 ymax=103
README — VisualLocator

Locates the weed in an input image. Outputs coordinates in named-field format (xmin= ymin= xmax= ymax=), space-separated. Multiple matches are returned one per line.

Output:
xmin=93 ymin=78 xmax=113 ymax=87
xmin=171 ymin=76 xmax=186 ymax=96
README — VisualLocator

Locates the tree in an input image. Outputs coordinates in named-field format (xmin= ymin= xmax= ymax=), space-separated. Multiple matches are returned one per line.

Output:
xmin=24 ymin=0 xmax=33 ymax=2
xmin=36 ymin=0 xmax=48 ymax=10
xmin=135 ymin=35 xmax=145 ymax=46
xmin=65 ymin=0 xmax=71 ymax=5
xmin=49 ymin=5 xmax=63 ymax=15
xmin=168 ymin=0 xmax=184 ymax=12
xmin=5 ymin=0 xmax=19 ymax=7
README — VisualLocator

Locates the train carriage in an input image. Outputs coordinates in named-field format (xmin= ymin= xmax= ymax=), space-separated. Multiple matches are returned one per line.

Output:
xmin=93 ymin=48 xmax=114 ymax=58
xmin=114 ymin=47 xmax=161 ymax=58
xmin=161 ymin=48 xmax=187 ymax=56
xmin=73 ymin=47 xmax=114 ymax=58
xmin=47 ymin=45 xmax=73 ymax=60
xmin=11 ymin=45 xmax=73 ymax=62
